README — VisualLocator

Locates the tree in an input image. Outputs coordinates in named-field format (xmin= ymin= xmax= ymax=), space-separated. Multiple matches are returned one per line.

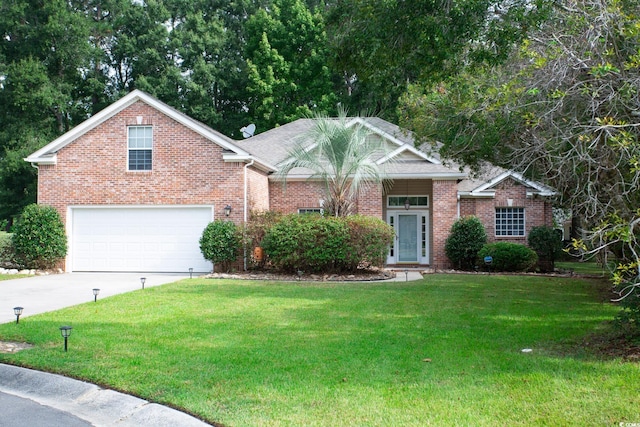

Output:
xmin=399 ymin=0 xmax=640 ymax=309
xmin=245 ymin=0 xmax=338 ymax=131
xmin=325 ymin=0 xmax=551 ymax=120
xmin=277 ymin=110 xmax=393 ymax=217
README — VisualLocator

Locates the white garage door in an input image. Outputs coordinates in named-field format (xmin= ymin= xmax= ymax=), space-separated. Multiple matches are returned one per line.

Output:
xmin=71 ymin=207 xmax=213 ymax=272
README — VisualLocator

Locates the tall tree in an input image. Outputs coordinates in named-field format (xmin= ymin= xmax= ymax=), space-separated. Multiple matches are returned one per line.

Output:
xmin=245 ymin=0 xmax=339 ymax=132
xmin=399 ymin=0 xmax=640 ymax=307
xmin=325 ymin=0 xmax=551 ymax=120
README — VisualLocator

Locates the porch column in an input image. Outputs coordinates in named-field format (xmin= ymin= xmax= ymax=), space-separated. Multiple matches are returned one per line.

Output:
xmin=432 ymin=180 xmax=458 ymax=269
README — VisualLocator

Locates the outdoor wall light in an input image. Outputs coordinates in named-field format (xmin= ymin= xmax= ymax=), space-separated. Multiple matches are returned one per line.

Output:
xmin=59 ymin=326 xmax=72 ymax=352
xmin=140 ymin=277 xmax=146 ymax=290
xmin=13 ymin=307 xmax=23 ymax=324
xmin=189 ymin=267 xmax=193 ymax=279
xmin=224 ymin=205 xmax=232 ymax=217
xmin=92 ymin=288 xmax=100 ymax=302
xmin=404 ymin=198 xmax=411 ymax=210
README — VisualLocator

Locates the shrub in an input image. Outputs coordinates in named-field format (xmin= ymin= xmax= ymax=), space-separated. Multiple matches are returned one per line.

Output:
xmin=445 ymin=216 xmax=487 ymax=270
xmin=242 ymin=211 xmax=283 ymax=268
xmin=12 ymin=204 xmax=67 ymax=269
xmin=0 ymin=232 xmax=18 ymax=268
xmin=262 ymin=214 xmax=349 ymax=273
xmin=199 ymin=220 xmax=241 ymax=272
xmin=478 ymin=242 xmax=538 ymax=272
xmin=343 ymin=215 xmax=395 ymax=270
xmin=528 ymin=226 xmax=564 ymax=272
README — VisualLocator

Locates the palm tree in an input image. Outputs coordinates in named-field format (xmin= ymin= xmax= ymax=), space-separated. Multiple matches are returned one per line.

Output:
xmin=277 ymin=111 xmax=393 ymax=217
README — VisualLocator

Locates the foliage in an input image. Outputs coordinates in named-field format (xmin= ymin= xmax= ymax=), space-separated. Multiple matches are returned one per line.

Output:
xmin=0 ymin=232 xmax=17 ymax=268
xmin=444 ymin=216 xmax=487 ymax=270
xmin=478 ymin=242 xmax=538 ymax=272
xmin=244 ymin=0 xmax=338 ymax=131
xmin=242 ymin=210 xmax=283 ymax=268
xmin=343 ymin=215 xmax=395 ymax=270
xmin=277 ymin=110 xmax=394 ymax=217
xmin=400 ymin=0 xmax=640 ymax=322
xmin=261 ymin=214 xmax=349 ymax=272
xmin=528 ymin=226 xmax=563 ymax=272
xmin=326 ymin=0 xmax=551 ymax=119
xmin=199 ymin=220 xmax=241 ymax=272
xmin=11 ymin=204 xmax=67 ymax=269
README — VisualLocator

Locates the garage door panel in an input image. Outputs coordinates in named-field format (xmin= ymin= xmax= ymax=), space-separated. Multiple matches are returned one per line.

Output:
xmin=72 ymin=207 xmax=213 ymax=272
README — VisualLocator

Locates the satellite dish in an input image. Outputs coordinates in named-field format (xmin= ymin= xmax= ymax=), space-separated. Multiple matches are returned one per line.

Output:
xmin=240 ymin=123 xmax=256 ymax=138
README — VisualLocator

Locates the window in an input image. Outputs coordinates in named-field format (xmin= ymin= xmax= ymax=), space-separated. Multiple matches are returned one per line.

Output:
xmin=298 ymin=208 xmax=323 ymax=214
xmin=495 ymin=207 xmax=525 ymax=236
xmin=387 ymin=196 xmax=429 ymax=208
xmin=128 ymin=126 xmax=153 ymax=170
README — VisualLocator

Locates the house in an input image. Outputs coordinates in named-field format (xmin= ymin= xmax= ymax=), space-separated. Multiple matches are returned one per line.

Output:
xmin=25 ymin=90 xmax=554 ymax=273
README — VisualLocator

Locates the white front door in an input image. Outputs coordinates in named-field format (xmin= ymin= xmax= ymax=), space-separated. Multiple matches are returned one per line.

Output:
xmin=387 ymin=211 xmax=429 ymax=264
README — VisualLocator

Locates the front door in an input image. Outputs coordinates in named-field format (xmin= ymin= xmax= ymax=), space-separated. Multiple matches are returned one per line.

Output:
xmin=387 ymin=211 xmax=429 ymax=264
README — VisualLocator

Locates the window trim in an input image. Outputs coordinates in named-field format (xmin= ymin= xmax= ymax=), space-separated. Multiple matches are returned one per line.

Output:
xmin=495 ymin=207 xmax=526 ymax=237
xmin=127 ymin=125 xmax=153 ymax=171
xmin=387 ymin=195 xmax=429 ymax=208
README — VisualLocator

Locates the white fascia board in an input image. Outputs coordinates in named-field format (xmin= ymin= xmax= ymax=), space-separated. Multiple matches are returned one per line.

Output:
xmin=376 ymin=144 xmax=441 ymax=165
xmin=25 ymin=89 xmax=251 ymax=164
xmin=271 ymin=172 xmax=468 ymax=181
xmin=458 ymin=191 xmax=496 ymax=199
xmin=350 ymin=118 xmax=442 ymax=165
xmin=471 ymin=169 xmax=556 ymax=196
xmin=222 ymin=154 xmax=277 ymax=172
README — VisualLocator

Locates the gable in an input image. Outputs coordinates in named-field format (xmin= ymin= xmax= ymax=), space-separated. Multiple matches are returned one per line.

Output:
xmin=25 ymin=90 xmax=276 ymax=171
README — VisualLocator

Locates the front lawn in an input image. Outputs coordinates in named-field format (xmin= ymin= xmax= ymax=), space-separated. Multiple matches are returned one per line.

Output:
xmin=0 ymin=275 xmax=638 ymax=426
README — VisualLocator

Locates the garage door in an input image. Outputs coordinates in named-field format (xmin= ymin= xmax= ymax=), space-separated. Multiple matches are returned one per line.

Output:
xmin=71 ymin=207 xmax=213 ymax=272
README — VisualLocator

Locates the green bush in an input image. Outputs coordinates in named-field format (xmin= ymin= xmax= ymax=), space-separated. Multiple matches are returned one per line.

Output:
xmin=0 ymin=232 xmax=18 ymax=268
xmin=199 ymin=220 xmax=241 ymax=272
xmin=478 ymin=242 xmax=538 ymax=272
xmin=242 ymin=211 xmax=283 ymax=268
xmin=445 ymin=216 xmax=487 ymax=270
xmin=344 ymin=215 xmax=395 ymax=270
xmin=528 ymin=226 xmax=563 ymax=272
xmin=12 ymin=204 xmax=67 ymax=269
xmin=262 ymin=214 xmax=349 ymax=273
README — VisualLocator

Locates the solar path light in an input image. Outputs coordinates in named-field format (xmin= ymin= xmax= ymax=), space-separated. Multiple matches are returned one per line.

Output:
xmin=92 ymin=288 xmax=100 ymax=302
xmin=59 ymin=326 xmax=72 ymax=352
xmin=13 ymin=307 xmax=23 ymax=324
xmin=140 ymin=277 xmax=146 ymax=290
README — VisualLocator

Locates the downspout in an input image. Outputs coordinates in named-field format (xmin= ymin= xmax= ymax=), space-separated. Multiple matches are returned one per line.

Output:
xmin=243 ymin=159 xmax=255 ymax=271
xmin=457 ymin=193 xmax=461 ymax=219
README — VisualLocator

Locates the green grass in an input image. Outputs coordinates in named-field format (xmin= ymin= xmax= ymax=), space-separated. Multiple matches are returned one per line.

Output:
xmin=556 ymin=260 xmax=608 ymax=276
xmin=0 ymin=275 xmax=638 ymax=426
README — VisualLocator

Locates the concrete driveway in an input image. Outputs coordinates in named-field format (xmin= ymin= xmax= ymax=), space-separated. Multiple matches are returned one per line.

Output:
xmin=0 ymin=272 xmax=192 ymax=324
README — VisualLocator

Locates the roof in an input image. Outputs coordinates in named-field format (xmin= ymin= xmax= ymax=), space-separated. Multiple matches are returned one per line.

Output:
xmin=25 ymin=90 xmax=554 ymax=198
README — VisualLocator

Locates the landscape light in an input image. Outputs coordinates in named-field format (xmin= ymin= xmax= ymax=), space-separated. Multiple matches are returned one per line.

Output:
xmin=140 ymin=277 xmax=146 ymax=289
xmin=13 ymin=307 xmax=23 ymax=324
xmin=59 ymin=326 xmax=72 ymax=352
xmin=92 ymin=288 xmax=100 ymax=302
xmin=189 ymin=268 xmax=193 ymax=279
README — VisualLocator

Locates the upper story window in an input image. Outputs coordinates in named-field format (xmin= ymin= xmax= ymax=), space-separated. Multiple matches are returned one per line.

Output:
xmin=495 ymin=207 xmax=525 ymax=236
xmin=128 ymin=126 xmax=153 ymax=171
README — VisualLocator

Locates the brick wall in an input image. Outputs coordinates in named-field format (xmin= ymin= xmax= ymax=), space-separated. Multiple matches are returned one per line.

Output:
xmin=268 ymin=180 xmax=326 ymax=213
xmin=37 ymin=101 xmax=247 ymax=224
xmin=460 ymin=178 xmax=553 ymax=245
xmin=431 ymin=180 xmax=458 ymax=269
